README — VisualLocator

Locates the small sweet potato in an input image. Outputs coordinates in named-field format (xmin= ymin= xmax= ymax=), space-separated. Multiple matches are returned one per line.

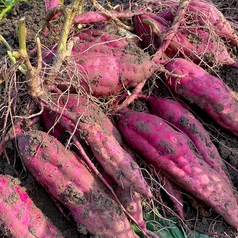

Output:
xmin=17 ymin=130 xmax=138 ymax=238
xmin=157 ymin=172 xmax=184 ymax=219
xmin=117 ymin=108 xmax=238 ymax=229
xmin=162 ymin=57 xmax=238 ymax=137
xmin=102 ymin=171 xmax=146 ymax=229
xmin=146 ymin=96 xmax=232 ymax=187
xmin=0 ymin=174 xmax=63 ymax=238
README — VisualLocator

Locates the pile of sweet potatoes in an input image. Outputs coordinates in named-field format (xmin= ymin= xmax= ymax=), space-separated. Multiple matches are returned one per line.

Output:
xmin=1 ymin=0 xmax=238 ymax=237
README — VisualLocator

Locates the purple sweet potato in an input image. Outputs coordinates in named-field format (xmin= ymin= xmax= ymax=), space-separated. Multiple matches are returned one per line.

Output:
xmin=157 ymin=172 xmax=184 ymax=219
xmin=149 ymin=0 xmax=238 ymax=47
xmin=146 ymin=96 xmax=232 ymax=187
xmin=133 ymin=13 xmax=169 ymax=53
xmin=117 ymin=108 xmax=238 ymax=229
xmin=17 ymin=130 xmax=138 ymax=238
xmin=134 ymin=13 xmax=238 ymax=68
xmin=188 ymin=0 xmax=238 ymax=47
xmin=42 ymin=94 xmax=122 ymax=143
xmin=102 ymin=171 xmax=146 ymax=229
xmin=77 ymin=121 xmax=152 ymax=198
xmin=44 ymin=0 xmax=62 ymax=11
xmin=42 ymin=94 xmax=152 ymax=198
xmin=161 ymin=57 xmax=238 ymax=137
xmin=0 ymin=174 xmax=63 ymax=238
xmin=43 ymin=29 xmax=156 ymax=98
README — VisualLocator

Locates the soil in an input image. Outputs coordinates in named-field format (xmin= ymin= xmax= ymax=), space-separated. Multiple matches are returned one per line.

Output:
xmin=1 ymin=0 xmax=238 ymax=238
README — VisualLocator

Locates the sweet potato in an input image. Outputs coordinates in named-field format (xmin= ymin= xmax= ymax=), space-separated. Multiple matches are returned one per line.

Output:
xmin=150 ymin=0 xmax=238 ymax=47
xmin=134 ymin=13 xmax=238 ymax=68
xmin=117 ymin=108 xmax=238 ymax=229
xmin=133 ymin=13 xmax=169 ymax=53
xmin=42 ymin=94 xmax=152 ymax=198
xmin=0 ymin=174 xmax=63 ymax=238
xmin=102 ymin=171 xmax=146 ymax=229
xmin=42 ymin=94 xmax=122 ymax=143
xmin=161 ymin=57 xmax=238 ymax=137
xmin=43 ymin=29 xmax=155 ymax=98
xmin=188 ymin=0 xmax=238 ymax=47
xmin=157 ymin=172 xmax=184 ymax=219
xmin=45 ymin=0 xmax=62 ymax=11
xmin=146 ymin=96 xmax=232 ymax=187
xmin=17 ymin=130 xmax=138 ymax=238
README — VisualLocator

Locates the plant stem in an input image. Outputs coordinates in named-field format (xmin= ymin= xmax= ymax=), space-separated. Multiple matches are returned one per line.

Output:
xmin=16 ymin=17 xmax=43 ymax=97
xmin=0 ymin=5 xmax=12 ymax=20
xmin=45 ymin=0 xmax=83 ymax=86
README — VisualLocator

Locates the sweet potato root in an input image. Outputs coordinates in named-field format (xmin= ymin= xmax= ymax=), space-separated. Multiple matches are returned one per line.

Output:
xmin=117 ymin=108 xmax=238 ymax=229
xmin=146 ymin=96 xmax=232 ymax=187
xmin=17 ymin=130 xmax=138 ymax=238
xmin=0 ymin=174 xmax=63 ymax=238
xmin=161 ymin=57 xmax=238 ymax=137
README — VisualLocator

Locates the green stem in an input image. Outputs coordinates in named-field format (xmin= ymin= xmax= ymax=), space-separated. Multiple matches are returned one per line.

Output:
xmin=7 ymin=51 xmax=27 ymax=75
xmin=0 ymin=35 xmax=12 ymax=51
xmin=0 ymin=5 xmax=12 ymax=20
xmin=17 ymin=17 xmax=28 ymax=57
xmin=56 ymin=0 xmax=81 ymax=54
xmin=46 ymin=0 xmax=83 ymax=85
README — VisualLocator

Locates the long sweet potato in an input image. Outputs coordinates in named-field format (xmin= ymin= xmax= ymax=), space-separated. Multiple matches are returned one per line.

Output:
xmin=134 ymin=13 xmax=238 ymax=68
xmin=0 ymin=174 xmax=63 ymax=238
xmin=146 ymin=96 xmax=232 ymax=187
xmin=42 ymin=94 xmax=152 ymax=198
xmin=117 ymin=108 xmax=238 ymax=229
xmin=17 ymin=130 xmax=138 ymax=238
xmin=150 ymin=0 xmax=238 ymax=47
xmin=161 ymin=57 xmax=238 ymax=137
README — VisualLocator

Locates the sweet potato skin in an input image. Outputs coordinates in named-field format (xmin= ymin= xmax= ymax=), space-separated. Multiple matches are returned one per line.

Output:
xmin=80 ymin=122 xmax=152 ymax=198
xmin=162 ymin=58 xmax=238 ymax=136
xmin=146 ymin=96 xmax=232 ymax=186
xmin=17 ymin=130 xmax=138 ymax=238
xmin=0 ymin=174 xmax=63 ymax=238
xmin=118 ymin=109 xmax=238 ymax=229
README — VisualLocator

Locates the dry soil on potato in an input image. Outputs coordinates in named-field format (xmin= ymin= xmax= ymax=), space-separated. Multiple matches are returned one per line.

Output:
xmin=1 ymin=0 xmax=238 ymax=238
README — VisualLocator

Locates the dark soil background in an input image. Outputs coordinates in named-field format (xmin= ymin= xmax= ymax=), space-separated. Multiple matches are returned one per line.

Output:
xmin=1 ymin=0 xmax=238 ymax=237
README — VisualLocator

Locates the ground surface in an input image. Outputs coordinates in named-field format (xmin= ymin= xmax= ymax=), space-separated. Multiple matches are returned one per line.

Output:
xmin=1 ymin=0 xmax=238 ymax=237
